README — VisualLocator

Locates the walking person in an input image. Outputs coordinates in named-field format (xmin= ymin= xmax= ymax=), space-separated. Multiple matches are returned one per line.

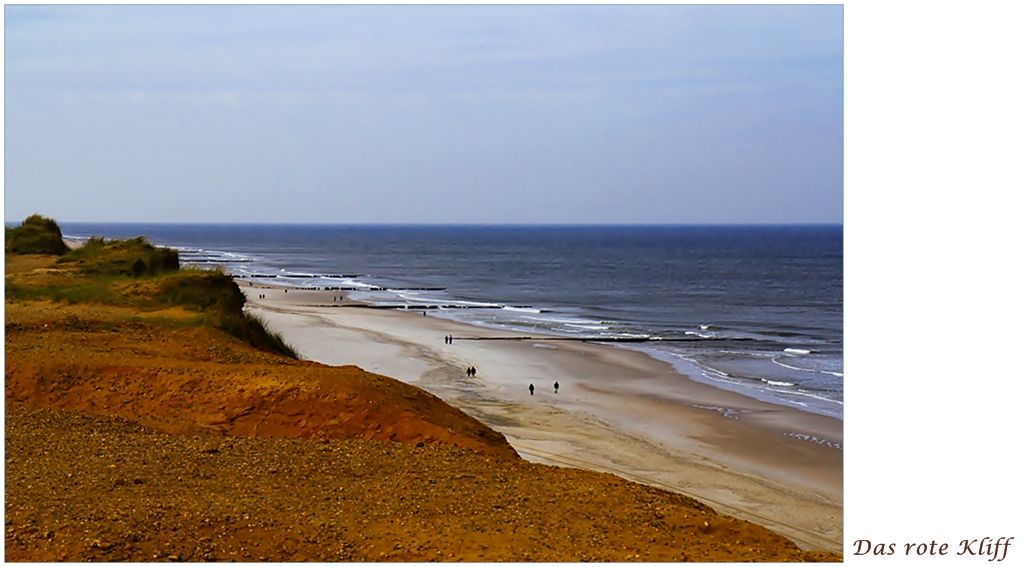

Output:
xmin=529 ymin=383 xmax=535 ymax=396
xmin=554 ymin=381 xmax=559 ymax=394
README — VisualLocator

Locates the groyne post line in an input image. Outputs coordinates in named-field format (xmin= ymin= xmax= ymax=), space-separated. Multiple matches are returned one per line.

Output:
xmin=438 ymin=336 xmax=725 ymax=343
xmin=295 ymin=310 xmax=735 ymax=344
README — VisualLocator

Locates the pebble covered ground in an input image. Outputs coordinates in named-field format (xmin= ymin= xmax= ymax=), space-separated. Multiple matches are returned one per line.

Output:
xmin=6 ymin=405 xmax=838 ymax=562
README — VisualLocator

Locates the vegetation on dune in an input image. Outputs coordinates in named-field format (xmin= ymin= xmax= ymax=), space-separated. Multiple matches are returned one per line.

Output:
xmin=156 ymin=270 xmax=299 ymax=359
xmin=5 ymin=214 xmax=70 ymax=255
xmin=58 ymin=236 xmax=180 ymax=276
xmin=4 ymin=216 xmax=297 ymax=359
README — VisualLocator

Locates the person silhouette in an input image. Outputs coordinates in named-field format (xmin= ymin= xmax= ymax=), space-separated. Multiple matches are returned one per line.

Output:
xmin=554 ymin=381 xmax=559 ymax=394
xmin=529 ymin=383 xmax=535 ymax=396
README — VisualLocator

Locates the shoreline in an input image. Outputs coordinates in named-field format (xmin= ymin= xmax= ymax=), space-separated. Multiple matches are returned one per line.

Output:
xmin=240 ymin=283 xmax=843 ymax=552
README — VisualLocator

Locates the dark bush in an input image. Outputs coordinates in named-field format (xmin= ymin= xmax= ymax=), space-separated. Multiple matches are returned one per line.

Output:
xmin=6 ymin=214 xmax=70 ymax=255
xmin=157 ymin=271 xmax=244 ymax=312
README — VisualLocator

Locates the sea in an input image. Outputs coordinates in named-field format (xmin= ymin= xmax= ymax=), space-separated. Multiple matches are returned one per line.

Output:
xmin=59 ymin=224 xmax=844 ymax=420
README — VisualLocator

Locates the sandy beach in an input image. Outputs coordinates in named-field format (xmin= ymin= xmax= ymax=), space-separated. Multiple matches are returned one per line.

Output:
xmin=240 ymin=284 xmax=843 ymax=552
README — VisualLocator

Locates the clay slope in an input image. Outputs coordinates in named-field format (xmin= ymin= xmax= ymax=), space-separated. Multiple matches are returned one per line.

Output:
xmin=4 ymin=300 xmax=516 ymax=458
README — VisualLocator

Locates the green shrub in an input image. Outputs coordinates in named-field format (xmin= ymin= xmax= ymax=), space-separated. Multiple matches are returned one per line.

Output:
xmin=6 ymin=214 xmax=69 ymax=255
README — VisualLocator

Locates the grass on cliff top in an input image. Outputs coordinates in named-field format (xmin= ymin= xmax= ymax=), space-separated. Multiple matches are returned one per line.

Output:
xmin=5 ymin=216 xmax=298 ymax=360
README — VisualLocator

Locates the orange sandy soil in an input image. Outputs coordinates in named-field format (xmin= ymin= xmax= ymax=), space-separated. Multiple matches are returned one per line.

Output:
xmin=4 ymin=254 xmax=839 ymax=562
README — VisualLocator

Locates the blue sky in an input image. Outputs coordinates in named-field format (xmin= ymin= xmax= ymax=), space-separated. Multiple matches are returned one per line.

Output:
xmin=4 ymin=5 xmax=842 ymax=224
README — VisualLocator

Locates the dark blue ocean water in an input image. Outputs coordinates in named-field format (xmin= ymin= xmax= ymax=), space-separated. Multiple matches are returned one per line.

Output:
xmin=58 ymin=223 xmax=843 ymax=419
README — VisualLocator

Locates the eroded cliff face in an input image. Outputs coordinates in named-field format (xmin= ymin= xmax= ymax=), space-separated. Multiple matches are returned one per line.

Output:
xmin=4 ymin=300 xmax=517 ymax=458
xmin=6 ymin=253 xmax=517 ymax=458
xmin=5 ymin=254 xmax=840 ymax=562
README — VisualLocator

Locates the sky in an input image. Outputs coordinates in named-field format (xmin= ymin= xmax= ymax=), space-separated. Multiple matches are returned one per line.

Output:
xmin=4 ymin=4 xmax=842 ymax=224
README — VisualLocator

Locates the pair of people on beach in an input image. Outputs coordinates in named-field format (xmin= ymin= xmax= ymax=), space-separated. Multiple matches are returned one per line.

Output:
xmin=466 ymin=366 xmax=477 ymax=377
xmin=444 ymin=335 xmax=454 ymax=344
xmin=529 ymin=381 xmax=559 ymax=395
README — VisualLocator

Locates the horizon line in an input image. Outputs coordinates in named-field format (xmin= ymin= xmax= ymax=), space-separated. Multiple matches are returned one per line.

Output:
xmin=10 ymin=220 xmax=844 ymax=228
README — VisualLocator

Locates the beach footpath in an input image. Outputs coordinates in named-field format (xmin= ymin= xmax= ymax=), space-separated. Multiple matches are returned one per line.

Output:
xmin=4 ymin=218 xmax=840 ymax=561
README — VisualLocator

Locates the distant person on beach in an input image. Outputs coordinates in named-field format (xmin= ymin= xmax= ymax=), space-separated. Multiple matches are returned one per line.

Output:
xmin=472 ymin=367 xmax=477 ymax=376
xmin=467 ymin=367 xmax=472 ymax=377
xmin=554 ymin=381 xmax=559 ymax=394
xmin=529 ymin=383 xmax=535 ymax=395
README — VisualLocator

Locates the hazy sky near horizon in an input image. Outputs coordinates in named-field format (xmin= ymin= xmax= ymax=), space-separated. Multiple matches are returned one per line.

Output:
xmin=5 ymin=5 xmax=842 ymax=224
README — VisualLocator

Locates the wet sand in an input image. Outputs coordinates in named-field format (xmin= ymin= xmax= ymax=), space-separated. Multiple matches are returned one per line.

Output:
xmin=240 ymin=285 xmax=843 ymax=552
